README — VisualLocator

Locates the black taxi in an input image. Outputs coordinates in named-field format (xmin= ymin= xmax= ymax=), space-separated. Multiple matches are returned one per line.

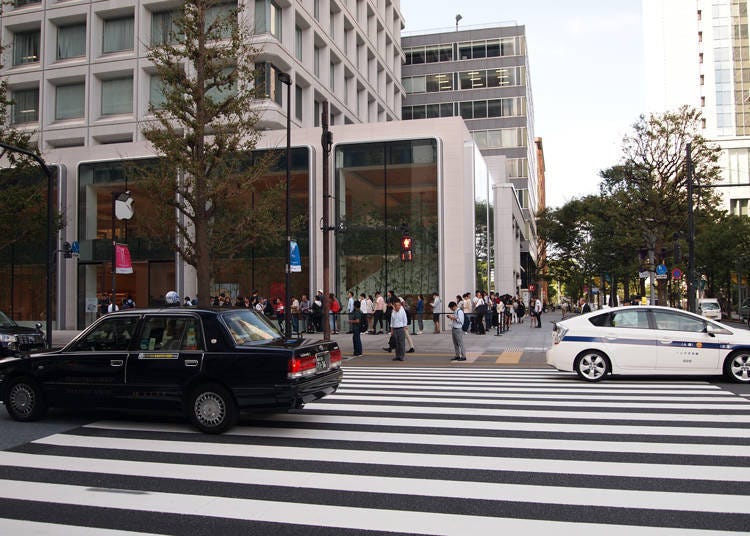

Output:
xmin=0 ymin=307 xmax=342 ymax=433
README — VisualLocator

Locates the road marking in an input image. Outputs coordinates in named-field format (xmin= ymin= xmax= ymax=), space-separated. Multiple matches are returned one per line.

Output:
xmin=0 ymin=453 xmax=743 ymax=514
xmin=0 ymin=479 xmax=721 ymax=536
xmin=496 ymin=350 xmax=522 ymax=364
xmin=29 ymin=434 xmax=750 ymax=482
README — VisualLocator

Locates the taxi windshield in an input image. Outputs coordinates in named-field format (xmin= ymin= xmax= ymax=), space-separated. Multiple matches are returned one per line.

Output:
xmin=220 ymin=309 xmax=282 ymax=344
xmin=700 ymin=302 xmax=720 ymax=310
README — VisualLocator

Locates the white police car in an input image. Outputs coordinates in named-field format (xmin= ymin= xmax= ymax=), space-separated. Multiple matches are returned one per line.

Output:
xmin=546 ymin=305 xmax=750 ymax=382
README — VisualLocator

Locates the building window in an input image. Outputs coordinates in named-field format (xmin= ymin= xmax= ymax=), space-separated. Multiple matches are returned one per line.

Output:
xmin=295 ymin=25 xmax=302 ymax=60
xmin=11 ymin=87 xmax=39 ymax=124
xmin=12 ymin=30 xmax=39 ymax=65
xmin=206 ymin=1 xmax=235 ymax=39
xmin=101 ymin=77 xmax=133 ymax=115
xmin=103 ymin=17 xmax=134 ymax=53
xmin=149 ymin=75 xmax=166 ymax=110
xmin=152 ymin=10 xmax=180 ymax=45
xmin=314 ymin=46 xmax=321 ymax=77
xmin=330 ymin=61 xmax=335 ymax=90
xmin=314 ymin=100 xmax=320 ymax=127
xmin=295 ymin=84 xmax=302 ymax=121
xmin=55 ymin=83 xmax=85 ymax=120
xmin=57 ymin=23 xmax=87 ymax=60
xmin=207 ymin=67 xmax=236 ymax=103
xmin=255 ymin=0 xmax=281 ymax=40
xmin=255 ymin=62 xmax=282 ymax=105
xmin=314 ymin=0 xmax=320 ymax=20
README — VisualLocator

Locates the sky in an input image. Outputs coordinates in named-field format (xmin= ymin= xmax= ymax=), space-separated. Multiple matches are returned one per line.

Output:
xmin=398 ymin=0 xmax=645 ymax=209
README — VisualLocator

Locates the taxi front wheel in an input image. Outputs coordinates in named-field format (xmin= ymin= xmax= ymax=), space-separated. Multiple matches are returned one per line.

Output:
xmin=4 ymin=376 xmax=47 ymax=422
xmin=724 ymin=352 xmax=750 ymax=383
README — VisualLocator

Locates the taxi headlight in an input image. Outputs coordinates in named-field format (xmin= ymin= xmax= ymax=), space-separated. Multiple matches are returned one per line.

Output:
xmin=0 ymin=334 xmax=17 ymax=344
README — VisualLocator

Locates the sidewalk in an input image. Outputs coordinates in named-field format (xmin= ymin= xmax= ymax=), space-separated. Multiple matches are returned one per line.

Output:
xmin=330 ymin=312 xmax=560 ymax=367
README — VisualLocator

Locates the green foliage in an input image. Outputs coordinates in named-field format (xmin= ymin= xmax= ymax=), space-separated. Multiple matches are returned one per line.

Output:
xmin=539 ymin=106 xmax=723 ymax=304
xmin=137 ymin=0 xmax=282 ymax=301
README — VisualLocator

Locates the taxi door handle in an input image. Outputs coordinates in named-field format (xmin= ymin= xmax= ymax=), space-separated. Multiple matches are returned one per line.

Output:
xmin=658 ymin=339 xmax=673 ymax=345
xmin=110 ymin=359 xmax=124 ymax=367
xmin=185 ymin=360 xmax=199 ymax=367
xmin=604 ymin=335 xmax=617 ymax=341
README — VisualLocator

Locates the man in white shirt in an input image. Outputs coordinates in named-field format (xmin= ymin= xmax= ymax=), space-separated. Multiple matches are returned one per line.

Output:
xmin=389 ymin=298 xmax=408 ymax=361
xmin=534 ymin=297 xmax=543 ymax=328
xmin=447 ymin=301 xmax=466 ymax=361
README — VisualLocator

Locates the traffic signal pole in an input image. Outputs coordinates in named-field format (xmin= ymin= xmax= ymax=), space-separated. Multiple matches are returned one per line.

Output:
xmin=687 ymin=143 xmax=696 ymax=313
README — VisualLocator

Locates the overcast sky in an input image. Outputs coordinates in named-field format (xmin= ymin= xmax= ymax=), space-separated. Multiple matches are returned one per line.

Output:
xmin=399 ymin=0 xmax=645 ymax=209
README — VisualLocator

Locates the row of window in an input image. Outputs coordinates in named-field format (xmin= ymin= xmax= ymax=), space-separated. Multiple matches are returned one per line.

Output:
xmin=402 ymin=96 xmax=526 ymax=121
xmin=403 ymin=36 xmax=524 ymax=65
xmin=472 ymin=127 xmax=527 ymax=150
xmin=11 ymin=60 xmax=286 ymax=124
xmin=403 ymin=66 xmax=524 ymax=94
xmin=10 ymin=2 xmax=236 ymax=67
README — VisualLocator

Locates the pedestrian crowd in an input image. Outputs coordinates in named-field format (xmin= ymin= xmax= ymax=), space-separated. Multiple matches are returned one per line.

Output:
xmin=98 ymin=286 xmax=549 ymax=363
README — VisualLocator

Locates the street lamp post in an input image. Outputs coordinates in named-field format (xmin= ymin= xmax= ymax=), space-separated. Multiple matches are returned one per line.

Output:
xmin=0 ymin=142 xmax=54 ymax=349
xmin=278 ymin=71 xmax=292 ymax=339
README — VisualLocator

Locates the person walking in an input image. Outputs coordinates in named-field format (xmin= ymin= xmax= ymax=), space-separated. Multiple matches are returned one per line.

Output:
xmin=373 ymin=291 xmax=385 ymax=334
xmin=431 ymin=292 xmax=442 ymax=333
xmin=389 ymin=297 xmax=408 ymax=361
xmin=345 ymin=291 xmax=355 ymax=333
xmin=350 ymin=300 xmax=363 ymax=357
xmin=447 ymin=301 xmax=466 ymax=361
xmin=534 ymin=296 xmax=543 ymax=328
xmin=415 ymin=294 xmax=425 ymax=334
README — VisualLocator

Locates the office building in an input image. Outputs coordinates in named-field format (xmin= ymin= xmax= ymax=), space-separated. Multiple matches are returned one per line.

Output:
xmin=643 ymin=0 xmax=750 ymax=216
xmin=401 ymin=23 xmax=538 ymax=294
xmin=0 ymin=1 xmax=535 ymax=329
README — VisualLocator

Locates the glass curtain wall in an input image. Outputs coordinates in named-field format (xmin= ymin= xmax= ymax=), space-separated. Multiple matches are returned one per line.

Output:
xmin=77 ymin=159 xmax=173 ymax=328
xmin=0 ymin=166 xmax=59 ymax=326
xmin=77 ymin=149 xmax=310 ymax=327
xmin=334 ymin=139 xmax=439 ymax=303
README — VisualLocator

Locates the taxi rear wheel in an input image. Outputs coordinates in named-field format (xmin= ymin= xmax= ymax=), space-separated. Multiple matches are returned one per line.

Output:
xmin=724 ymin=352 xmax=750 ymax=383
xmin=187 ymin=383 xmax=238 ymax=434
xmin=574 ymin=351 xmax=609 ymax=382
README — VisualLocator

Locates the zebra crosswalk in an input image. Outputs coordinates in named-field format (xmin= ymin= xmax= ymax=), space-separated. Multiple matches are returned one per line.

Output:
xmin=0 ymin=367 xmax=749 ymax=534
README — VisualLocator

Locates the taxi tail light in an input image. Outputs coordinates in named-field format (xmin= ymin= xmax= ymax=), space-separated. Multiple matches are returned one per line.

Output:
xmin=288 ymin=354 xmax=317 ymax=379
xmin=330 ymin=347 xmax=342 ymax=367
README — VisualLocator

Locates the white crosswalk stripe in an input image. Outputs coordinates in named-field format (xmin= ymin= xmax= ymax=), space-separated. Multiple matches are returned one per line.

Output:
xmin=0 ymin=367 xmax=748 ymax=534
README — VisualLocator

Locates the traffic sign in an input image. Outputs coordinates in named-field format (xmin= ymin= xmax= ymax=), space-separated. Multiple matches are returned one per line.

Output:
xmin=672 ymin=268 xmax=682 ymax=279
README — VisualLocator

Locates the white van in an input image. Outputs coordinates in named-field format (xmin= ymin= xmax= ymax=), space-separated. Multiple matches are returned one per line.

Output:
xmin=697 ymin=298 xmax=722 ymax=321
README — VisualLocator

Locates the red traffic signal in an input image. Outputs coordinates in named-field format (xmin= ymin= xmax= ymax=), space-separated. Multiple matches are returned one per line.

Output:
xmin=400 ymin=234 xmax=413 ymax=262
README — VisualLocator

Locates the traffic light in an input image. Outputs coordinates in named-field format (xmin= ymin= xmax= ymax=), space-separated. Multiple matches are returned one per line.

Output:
xmin=400 ymin=234 xmax=413 ymax=262
xmin=63 ymin=242 xmax=72 ymax=259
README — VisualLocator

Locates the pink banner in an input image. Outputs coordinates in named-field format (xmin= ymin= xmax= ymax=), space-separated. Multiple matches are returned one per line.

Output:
xmin=115 ymin=244 xmax=133 ymax=274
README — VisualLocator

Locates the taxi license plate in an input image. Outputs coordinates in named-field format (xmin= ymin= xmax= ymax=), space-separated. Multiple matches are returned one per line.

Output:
xmin=315 ymin=351 xmax=330 ymax=371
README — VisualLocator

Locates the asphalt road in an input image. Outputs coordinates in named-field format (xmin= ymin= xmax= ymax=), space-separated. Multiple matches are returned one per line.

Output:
xmin=0 ymin=366 xmax=749 ymax=534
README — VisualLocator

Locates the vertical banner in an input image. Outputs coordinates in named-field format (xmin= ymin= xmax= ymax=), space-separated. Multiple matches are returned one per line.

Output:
xmin=115 ymin=243 xmax=133 ymax=274
xmin=290 ymin=240 xmax=301 ymax=272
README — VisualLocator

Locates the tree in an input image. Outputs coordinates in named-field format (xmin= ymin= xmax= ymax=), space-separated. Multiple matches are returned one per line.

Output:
xmin=601 ymin=106 xmax=722 ymax=304
xmin=136 ymin=0 xmax=284 ymax=303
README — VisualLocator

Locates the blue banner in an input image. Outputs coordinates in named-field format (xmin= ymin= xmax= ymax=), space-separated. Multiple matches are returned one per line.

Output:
xmin=290 ymin=240 xmax=301 ymax=272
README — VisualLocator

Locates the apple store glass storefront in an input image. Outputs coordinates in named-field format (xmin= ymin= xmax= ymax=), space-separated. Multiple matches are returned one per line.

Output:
xmin=334 ymin=139 xmax=439 ymax=300
xmin=77 ymin=149 xmax=310 ymax=328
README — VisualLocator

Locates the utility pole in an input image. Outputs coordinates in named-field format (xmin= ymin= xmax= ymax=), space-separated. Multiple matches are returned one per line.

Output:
xmin=687 ymin=142 xmax=696 ymax=313
xmin=321 ymin=101 xmax=332 ymax=341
